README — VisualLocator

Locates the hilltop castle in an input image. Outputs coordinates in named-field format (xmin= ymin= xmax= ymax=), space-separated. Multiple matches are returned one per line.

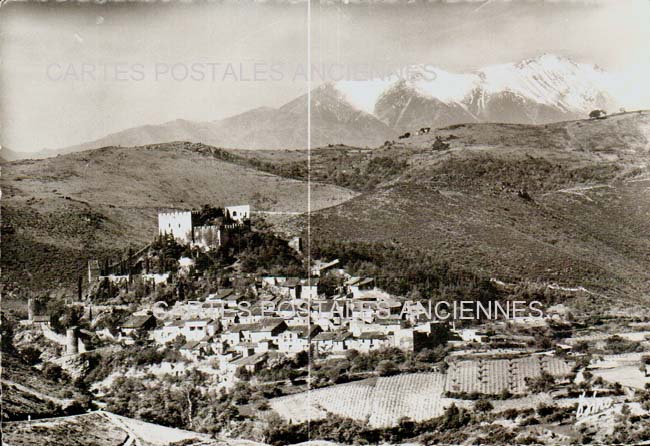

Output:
xmin=157 ymin=204 xmax=250 ymax=249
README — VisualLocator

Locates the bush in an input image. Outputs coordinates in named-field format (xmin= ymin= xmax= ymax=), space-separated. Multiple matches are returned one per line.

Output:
xmin=21 ymin=346 xmax=43 ymax=365
xmin=42 ymin=363 xmax=65 ymax=382
xmin=375 ymin=360 xmax=399 ymax=377
xmin=474 ymin=398 xmax=494 ymax=413
xmin=432 ymin=136 xmax=451 ymax=151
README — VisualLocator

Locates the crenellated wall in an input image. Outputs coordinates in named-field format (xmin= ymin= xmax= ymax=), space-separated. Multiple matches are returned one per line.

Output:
xmin=192 ymin=225 xmax=221 ymax=250
xmin=158 ymin=211 xmax=193 ymax=243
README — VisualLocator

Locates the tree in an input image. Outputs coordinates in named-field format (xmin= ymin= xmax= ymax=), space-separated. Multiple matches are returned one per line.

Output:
xmin=589 ymin=109 xmax=607 ymax=119
xmin=432 ymin=136 xmax=451 ymax=151
xmin=21 ymin=346 xmax=43 ymax=365
xmin=526 ymin=372 xmax=556 ymax=392
xmin=42 ymin=363 xmax=64 ymax=382
xmin=375 ymin=359 xmax=399 ymax=377
xmin=475 ymin=398 xmax=494 ymax=413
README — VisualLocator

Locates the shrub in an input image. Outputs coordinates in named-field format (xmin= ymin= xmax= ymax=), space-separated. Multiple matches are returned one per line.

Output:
xmin=474 ymin=398 xmax=494 ymax=413
xmin=376 ymin=360 xmax=399 ymax=377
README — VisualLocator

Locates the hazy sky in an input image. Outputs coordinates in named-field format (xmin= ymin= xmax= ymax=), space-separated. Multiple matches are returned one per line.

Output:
xmin=1 ymin=0 xmax=649 ymax=152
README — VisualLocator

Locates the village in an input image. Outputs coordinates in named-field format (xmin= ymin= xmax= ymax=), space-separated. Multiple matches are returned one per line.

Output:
xmin=12 ymin=202 xmax=650 ymax=444
xmin=21 ymin=204 xmax=466 ymax=384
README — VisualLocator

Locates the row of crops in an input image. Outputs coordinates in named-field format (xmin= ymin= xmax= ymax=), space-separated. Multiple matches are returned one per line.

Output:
xmin=269 ymin=372 xmax=452 ymax=427
xmin=445 ymin=356 xmax=573 ymax=395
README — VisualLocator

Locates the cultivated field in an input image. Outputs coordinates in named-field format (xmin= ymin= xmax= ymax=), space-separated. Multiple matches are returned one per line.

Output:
xmin=270 ymin=372 xmax=453 ymax=427
xmin=445 ymin=356 xmax=573 ymax=395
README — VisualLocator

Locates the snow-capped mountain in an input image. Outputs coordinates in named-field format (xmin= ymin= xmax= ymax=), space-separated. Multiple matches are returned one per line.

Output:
xmin=10 ymin=55 xmax=627 ymax=160
xmin=334 ymin=54 xmax=619 ymax=131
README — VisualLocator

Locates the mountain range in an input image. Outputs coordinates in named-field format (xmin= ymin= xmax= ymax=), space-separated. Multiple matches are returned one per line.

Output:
xmin=4 ymin=55 xmax=622 ymax=160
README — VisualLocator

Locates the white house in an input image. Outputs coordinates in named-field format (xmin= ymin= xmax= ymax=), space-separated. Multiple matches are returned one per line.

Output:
xmin=277 ymin=325 xmax=322 ymax=354
xmin=300 ymin=278 xmax=319 ymax=300
xmin=348 ymin=332 xmax=391 ymax=353
xmin=224 ymin=205 xmax=251 ymax=223
xmin=312 ymin=330 xmax=352 ymax=355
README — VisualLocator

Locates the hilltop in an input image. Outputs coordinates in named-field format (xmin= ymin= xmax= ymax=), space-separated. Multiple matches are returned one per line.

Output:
xmin=0 ymin=142 xmax=356 ymax=292
xmin=303 ymin=112 xmax=650 ymax=302
xmin=223 ymin=112 xmax=650 ymax=302
xmin=4 ymin=113 xmax=650 ymax=303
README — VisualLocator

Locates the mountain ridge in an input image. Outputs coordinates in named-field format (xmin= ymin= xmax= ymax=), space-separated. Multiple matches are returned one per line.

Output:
xmin=5 ymin=54 xmax=627 ymax=160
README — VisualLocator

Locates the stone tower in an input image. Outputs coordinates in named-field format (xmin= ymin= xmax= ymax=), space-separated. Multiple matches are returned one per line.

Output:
xmin=27 ymin=297 xmax=35 ymax=322
xmin=66 ymin=327 xmax=79 ymax=355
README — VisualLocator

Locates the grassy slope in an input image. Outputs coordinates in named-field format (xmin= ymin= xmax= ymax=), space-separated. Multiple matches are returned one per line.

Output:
xmin=1 ymin=353 xmax=85 ymax=421
xmin=304 ymin=112 xmax=650 ymax=302
xmin=2 ymin=411 xmax=256 ymax=446
xmin=1 ymin=142 xmax=356 ymax=292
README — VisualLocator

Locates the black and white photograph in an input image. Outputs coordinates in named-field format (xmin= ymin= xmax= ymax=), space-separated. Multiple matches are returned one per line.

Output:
xmin=1 ymin=0 xmax=650 ymax=444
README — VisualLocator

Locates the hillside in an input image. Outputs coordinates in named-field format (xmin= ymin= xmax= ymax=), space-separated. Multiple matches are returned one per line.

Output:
xmin=304 ymin=112 xmax=650 ymax=302
xmin=2 ymin=411 xmax=267 ymax=446
xmin=0 ymin=142 xmax=356 ymax=292
xmin=270 ymin=373 xmax=453 ymax=427
xmin=1 ymin=355 xmax=84 ymax=421
xmin=4 ymin=113 xmax=650 ymax=303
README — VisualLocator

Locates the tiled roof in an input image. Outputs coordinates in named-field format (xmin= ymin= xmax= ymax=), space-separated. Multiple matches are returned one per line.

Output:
xmin=313 ymin=331 xmax=351 ymax=342
xmin=357 ymin=331 xmax=388 ymax=340
xmin=121 ymin=315 xmax=154 ymax=329
xmin=230 ymin=352 xmax=267 ymax=367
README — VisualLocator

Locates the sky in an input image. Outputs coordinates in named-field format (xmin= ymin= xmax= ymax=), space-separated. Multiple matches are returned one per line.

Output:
xmin=1 ymin=0 xmax=650 ymax=152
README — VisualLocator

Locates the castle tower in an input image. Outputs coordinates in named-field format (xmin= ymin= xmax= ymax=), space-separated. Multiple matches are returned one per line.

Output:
xmin=27 ymin=297 xmax=35 ymax=322
xmin=88 ymin=260 xmax=100 ymax=283
xmin=66 ymin=327 xmax=79 ymax=355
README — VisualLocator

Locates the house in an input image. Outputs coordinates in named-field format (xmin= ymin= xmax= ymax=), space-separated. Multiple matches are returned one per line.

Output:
xmin=223 ymin=319 xmax=286 ymax=345
xmin=224 ymin=205 xmax=251 ymax=223
xmin=311 ymin=301 xmax=346 ymax=331
xmin=234 ymin=340 xmax=271 ymax=356
xmin=179 ymin=340 xmax=203 ymax=360
xmin=300 ymin=278 xmax=319 ymax=300
xmin=119 ymin=314 xmax=157 ymax=338
xmin=348 ymin=332 xmax=391 ymax=353
xmin=221 ymin=310 xmax=239 ymax=329
xmin=312 ymin=330 xmax=352 ymax=355
xmin=153 ymin=319 xmax=185 ymax=344
xmin=277 ymin=325 xmax=322 ymax=354
xmin=206 ymin=289 xmax=241 ymax=308
xmin=182 ymin=319 xmax=219 ymax=341
xmin=278 ymin=278 xmax=301 ymax=300
xmin=207 ymin=288 xmax=235 ymax=302
xmin=249 ymin=318 xmax=288 ymax=343
xmin=456 ymin=328 xmax=489 ymax=343
xmin=288 ymin=237 xmax=302 ymax=253
xmin=239 ymin=305 xmax=270 ymax=324
xmin=227 ymin=352 xmax=267 ymax=374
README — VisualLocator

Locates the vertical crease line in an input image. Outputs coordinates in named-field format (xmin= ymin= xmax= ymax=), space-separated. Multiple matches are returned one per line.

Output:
xmin=306 ymin=0 xmax=313 ymax=441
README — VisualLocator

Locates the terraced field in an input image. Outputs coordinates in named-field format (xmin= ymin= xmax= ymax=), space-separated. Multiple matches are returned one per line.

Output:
xmin=270 ymin=373 xmax=452 ymax=427
xmin=445 ymin=356 xmax=573 ymax=395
